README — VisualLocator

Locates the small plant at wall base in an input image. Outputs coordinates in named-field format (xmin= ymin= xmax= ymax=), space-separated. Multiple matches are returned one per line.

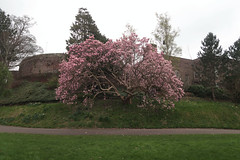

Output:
xmin=56 ymin=33 xmax=184 ymax=109
xmin=46 ymin=76 xmax=59 ymax=90
xmin=0 ymin=63 xmax=12 ymax=97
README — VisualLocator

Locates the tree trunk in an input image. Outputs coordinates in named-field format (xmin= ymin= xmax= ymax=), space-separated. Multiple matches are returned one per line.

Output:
xmin=211 ymin=87 xmax=216 ymax=101
xmin=123 ymin=97 xmax=132 ymax=105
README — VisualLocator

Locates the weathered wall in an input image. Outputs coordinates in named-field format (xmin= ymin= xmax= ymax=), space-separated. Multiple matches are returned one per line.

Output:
xmin=18 ymin=53 xmax=66 ymax=80
xmin=15 ymin=53 xmax=197 ymax=89
xmin=172 ymin=57 xmax=197 ymax=89
xmin=10 ymin=71 xmax=20 ymax=80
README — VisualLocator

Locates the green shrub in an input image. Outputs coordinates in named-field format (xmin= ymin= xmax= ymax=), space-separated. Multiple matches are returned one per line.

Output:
xmin=98 ymin=116 xmax=110 ymax=123
xmin=0 ymin=63 xmax=12 ymax=97
xmin=207 ymin=87 xmax=230 ymax=100
xmin=187 ymin=85 xmax=206 ymax=97
xmin=22 ymin=113 xmax=45 ymax=124
xmin=188 ymin=85 xmax=229 ymax=100
xmin=233 ymin=91 xmax=240 ymax=103
xmin=46 ymin=76 xmax=59 ymax=90
xmin=0 ymin=81 xmax=56 ymax=105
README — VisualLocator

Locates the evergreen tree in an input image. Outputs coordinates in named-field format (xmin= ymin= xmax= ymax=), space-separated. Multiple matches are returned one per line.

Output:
xmin=224 ymin=38 xmax=240 ymax=102
xmin=0 ymin=9 xmax=12 ymax=65
xmin=0 ymin=9 xmax=11 ymax=31
xmin=66 ymin=8 xmax=107 ymax=50
xmin=197 ymin=32 xmax=222 ymax=100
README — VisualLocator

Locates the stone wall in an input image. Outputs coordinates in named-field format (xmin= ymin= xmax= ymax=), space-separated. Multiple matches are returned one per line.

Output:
xmin=15 ymin=53 xmax=197 ymax=89
xmin=172 ymin=57 xmax=198 ymax=89
xmin=18 ymin=53 xmax=66 ymax=80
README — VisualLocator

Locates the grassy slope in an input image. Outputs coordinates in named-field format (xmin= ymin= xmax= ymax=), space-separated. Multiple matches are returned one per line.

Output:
xmin=0 ymin=133 xmax=240 ymax=160
xmin=0 ymin=98 xmax=240 ymax=129
xmin=0 ymin=81 xmax=56 ymax=105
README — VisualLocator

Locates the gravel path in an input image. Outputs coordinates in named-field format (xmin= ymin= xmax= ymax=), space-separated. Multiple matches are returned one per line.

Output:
xmin=1 ymin=125 xmax=240 ymax=135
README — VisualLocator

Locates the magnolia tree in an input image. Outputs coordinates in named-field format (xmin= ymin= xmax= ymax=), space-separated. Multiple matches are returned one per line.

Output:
xmin=56 ymin=33 xmax=184 ymax=108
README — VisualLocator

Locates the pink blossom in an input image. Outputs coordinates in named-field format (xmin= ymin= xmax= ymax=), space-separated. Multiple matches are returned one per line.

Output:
xmin=56 ymin=33 xmax=184 ymax=108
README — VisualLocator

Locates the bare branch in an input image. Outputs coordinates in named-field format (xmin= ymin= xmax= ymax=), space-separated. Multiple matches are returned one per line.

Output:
xmin=0 ymin=10 xmax=43 ymax=68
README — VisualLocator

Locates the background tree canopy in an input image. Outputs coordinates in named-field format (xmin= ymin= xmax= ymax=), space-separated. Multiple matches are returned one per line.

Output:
xmin=0 ymin=8 xmax=43 ymax=68
xmin=196 ymin=32 xmax=222 ymax=101
xmin=223 ymin=37 xmax=240 ymax=102
xmin=153 ymin=13 xmax=182 ymax=58
xmin=66 ymin=8 xmax=108 ymax=50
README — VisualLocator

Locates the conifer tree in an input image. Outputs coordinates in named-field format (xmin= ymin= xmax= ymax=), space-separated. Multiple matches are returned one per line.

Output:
xmin=66 ymin=8 xmax=107 ymax=50
xmin=197 ymin=32 xmax=222 ymax=100
xmin=224 ymin=38 xmax=240 ymax=102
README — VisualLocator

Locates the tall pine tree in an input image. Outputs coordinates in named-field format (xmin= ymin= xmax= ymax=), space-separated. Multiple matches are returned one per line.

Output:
xmin=66 ymin=8 xmax=107 ymax=50
xmin=197 ymin=32 xmax=222 ymax=100
xmin=224 ymin=38 xmax=240 ymax=102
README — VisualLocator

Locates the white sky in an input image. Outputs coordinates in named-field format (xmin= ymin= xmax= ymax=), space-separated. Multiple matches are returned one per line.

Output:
xmin=1 ymin=0 xmax=240 ymax=59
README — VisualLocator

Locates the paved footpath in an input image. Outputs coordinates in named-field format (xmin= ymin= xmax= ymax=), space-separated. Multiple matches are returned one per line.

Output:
xmin=1 ymin=125 xmax=240 ymax=135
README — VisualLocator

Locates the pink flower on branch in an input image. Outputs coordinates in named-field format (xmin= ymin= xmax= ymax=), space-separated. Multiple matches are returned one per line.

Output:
xmin=56 ymin=33 xmax=184 ymax=108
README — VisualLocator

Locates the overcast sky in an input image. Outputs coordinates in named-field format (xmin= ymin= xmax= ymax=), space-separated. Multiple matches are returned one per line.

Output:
xmin=1 ymin=0 xmax=240 ymax=59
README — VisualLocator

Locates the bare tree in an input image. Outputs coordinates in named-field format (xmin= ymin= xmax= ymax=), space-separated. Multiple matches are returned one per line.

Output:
xmin=153 ymin=13 xmax=182 ymax=58
xmin=124 ymin=23 xmax=136 ymax=36
xmin=0 ymin=9 xmax=43 ymax=68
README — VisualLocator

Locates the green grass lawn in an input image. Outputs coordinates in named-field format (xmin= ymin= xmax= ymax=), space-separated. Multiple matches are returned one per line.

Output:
xmin=0 ymin=133 xmax=240 ymax=160
xmin=0 ymin=97 xmax=240 ymax=129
